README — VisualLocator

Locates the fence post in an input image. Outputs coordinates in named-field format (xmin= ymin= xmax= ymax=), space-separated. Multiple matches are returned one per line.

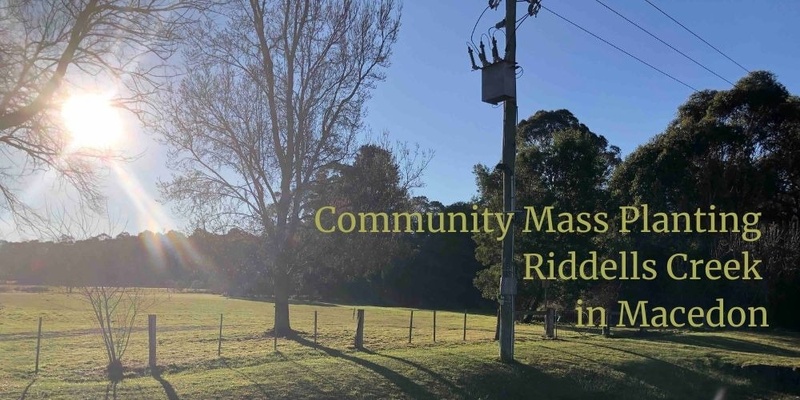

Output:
xmin=545 ymin=308 xmax=555 ymax=339
xmin=273 ymin=304 xmax=278 ymax=352
xmin=408 ymin=310 xmax=414 ymax=344
xmin=553 ymin=308 xmax=558 ymax=338
xmin=494 ymin=307 xmax=500 ymax=341
xmin=463 ymin=310 xmax=467 ymax=341
xmin=314 ymin=310 xmax=318 ymax=347
xmin=35 ymin=317 xmax=42 ymax=374
xmin=148 ymin=314 xmax=157 ymax=369
xmin=354 ymin=309 xmax=365 ymax=350
xmin=433 ymin=310 xmax=437 ymax=342
xmin=218 ymin=314 xmax=223 ymax=357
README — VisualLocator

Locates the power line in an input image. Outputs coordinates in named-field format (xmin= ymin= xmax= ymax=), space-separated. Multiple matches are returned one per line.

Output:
xmin=541 ymin=5 xmax=698 ymax=92
xmin=643 ymin=0 xmax=750 ymax=74
xmin=470 ymin=6 xmax=491 ymax=49
xmin=516 ymin=13 xmax=530 ymax=30
xmin=594 ymin=0 xmax=734 ymax=86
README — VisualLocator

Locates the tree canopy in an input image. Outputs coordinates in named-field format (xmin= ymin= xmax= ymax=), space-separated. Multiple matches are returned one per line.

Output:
xmin=610 ymin=71 xmax=800 ymax=328
xmin=473 ymin=109 xmax=621 ymax=311
xmin=152 ymin=0 xmax=401 ymax=333
xmin=470 ymin=71 xmax=800 ymax=330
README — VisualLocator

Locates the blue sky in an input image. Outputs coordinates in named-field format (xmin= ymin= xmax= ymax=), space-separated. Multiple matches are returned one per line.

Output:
xmin=366 ymin=0 xmax=800 ymax=206
xmin=4 ymin=0 xmax=799 ymax=240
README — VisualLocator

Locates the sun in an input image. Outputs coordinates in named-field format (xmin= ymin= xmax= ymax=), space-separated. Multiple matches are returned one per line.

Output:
xmin=61 ymin=93 xmax=124 ymax=150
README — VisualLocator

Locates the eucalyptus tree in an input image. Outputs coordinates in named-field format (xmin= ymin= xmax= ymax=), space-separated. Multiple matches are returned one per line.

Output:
xmin=611 ymin=71 xmax=800 ymax=327
xmin=473 ymin=110 xmax=621 ymax=312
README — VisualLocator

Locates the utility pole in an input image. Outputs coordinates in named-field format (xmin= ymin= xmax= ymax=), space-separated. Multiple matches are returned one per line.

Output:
xmin=470 ymin=0 xmax=527 ymax=363
xmin=498 ymin=0 xmax=518 ymax=363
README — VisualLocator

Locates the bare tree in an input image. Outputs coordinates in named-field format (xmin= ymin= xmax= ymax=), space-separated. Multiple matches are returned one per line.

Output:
xmin=153 ymin=0 xmax=401 ymax=334
xmin=81 ymin=285 xmax=155 ymax=381
xmin=0 ymin=0 xmax=203 ymax=231
xmin=64 ymin=210 xmax=153 ymax=382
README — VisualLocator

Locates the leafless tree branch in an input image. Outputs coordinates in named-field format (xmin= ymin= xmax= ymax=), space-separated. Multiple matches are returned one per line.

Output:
xmin=151 ymin=0 xmax=401 ymax=332
xmin=1 ymin=0 xmax=208 ymax=233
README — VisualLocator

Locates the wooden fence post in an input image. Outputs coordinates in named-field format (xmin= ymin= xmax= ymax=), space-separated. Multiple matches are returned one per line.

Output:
xmin=314 ymin=310 xmax=318 ymax=347
xmin=494 ymin=307 xmax=500 ymax=341
xmin=545 ymin=308 xmax=555 ymax=339
xmin=218 ymin=314 xmax=223 ymax=357
xmin=408 ymin=310 xmax=414 ymax=344
xmin=433 ymin=310 xmax=437 ymax=342
xmin=273 ymin=304 xmax=278 ymax=352
xmin=35 ymin=317 xmax=42 ymax=374
xmin=354 ymin=309 xmax=365 ymax=350
xmin=463 ymin=310 xmax=467 ymax=341
xmin=148 ymin=314 xmax=156 ymax=369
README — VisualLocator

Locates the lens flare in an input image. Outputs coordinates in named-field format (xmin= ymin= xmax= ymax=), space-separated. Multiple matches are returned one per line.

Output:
xmin=110 ymin=162 xmax=207 ymax=271
xmin=61 ymin=93 xmax=123 ymax=150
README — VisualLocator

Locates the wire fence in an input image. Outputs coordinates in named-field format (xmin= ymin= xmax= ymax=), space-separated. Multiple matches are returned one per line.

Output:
xmin=2 ymin=304 xmax=599 ymax=378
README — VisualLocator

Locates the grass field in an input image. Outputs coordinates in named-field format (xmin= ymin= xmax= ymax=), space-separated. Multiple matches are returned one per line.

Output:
xmin=1 ymin=289 xmax=799 ymax=399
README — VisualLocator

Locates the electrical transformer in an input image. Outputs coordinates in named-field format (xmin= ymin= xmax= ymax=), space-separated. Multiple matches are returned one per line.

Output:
xmin=481 ymin=61 xmax=516 ymax=105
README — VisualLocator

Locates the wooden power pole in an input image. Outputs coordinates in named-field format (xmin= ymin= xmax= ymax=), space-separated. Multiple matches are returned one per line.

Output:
xmin=472 ymin=0 xmax=529 ymax=363
xmin=498 ymin=0 xmax=518 ymax=363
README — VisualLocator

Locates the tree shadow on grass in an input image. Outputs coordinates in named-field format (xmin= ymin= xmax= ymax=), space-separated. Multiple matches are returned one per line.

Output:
xmin=220 ymin=353 xmax=338 ymax=399
xmin=18 ymin=377 xmax=36 ymax=400
xmin=374 ymin=350 xmax=598 ymax=399
xmin=460 ymin=359 xmax=598 ymax=399
xmin=372 ymin=352 xmax=470 ymax=398
xmin=647 ymin=333 xmax=800 ymax=358
xmin=220 ymin=357 xmax=270 ymax=399
xmin=291 ymin=335 xmax=604 ymax=399
xmin=291 ymin=335 xmax=438 ymax=399
xmin=282 ymin=356 xmax=354 ymax=399
xmin=103 ymin=382 xmax=117 ymax=400
xmin=151 ymin=368 xmax=180 ymax=400
xmin=578 ymin=339 xmax=748 ymax=399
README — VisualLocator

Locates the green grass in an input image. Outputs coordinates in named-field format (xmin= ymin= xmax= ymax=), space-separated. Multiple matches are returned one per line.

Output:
xmin=1 ymin=290 xmax=799 ymax=399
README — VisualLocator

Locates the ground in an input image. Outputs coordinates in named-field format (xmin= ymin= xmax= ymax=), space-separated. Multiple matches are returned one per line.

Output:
xmin=0 ymin=289 xmax=798 ymax=399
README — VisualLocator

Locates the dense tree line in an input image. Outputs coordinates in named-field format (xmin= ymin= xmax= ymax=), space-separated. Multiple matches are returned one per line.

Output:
xmin=0 ymin=231 xmax=214 ymax=291
xmin=473 ymin=71 xmax=800 ymax=329
xmin=0 ymin=144 xmax=488 ymax=310
xmin=609 ymin=71 xmax=800 ymax=329
xmin=0 ymin=208 xmax=487 ymax=310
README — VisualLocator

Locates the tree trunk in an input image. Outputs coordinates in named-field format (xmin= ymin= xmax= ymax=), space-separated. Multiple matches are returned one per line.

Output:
xmin=273 ymin=270 xmax=291 ymax=336
xmin=107 ymin=359 xmax=123 ymax=382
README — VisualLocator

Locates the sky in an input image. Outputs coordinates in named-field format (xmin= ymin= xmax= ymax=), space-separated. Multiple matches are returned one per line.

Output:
xmin=3 ymin=0 xmax=800 ymax=241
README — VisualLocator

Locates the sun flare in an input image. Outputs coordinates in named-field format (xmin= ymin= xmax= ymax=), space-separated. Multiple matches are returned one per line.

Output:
xmin=61 ymin=93 xmax=124 ymax=150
